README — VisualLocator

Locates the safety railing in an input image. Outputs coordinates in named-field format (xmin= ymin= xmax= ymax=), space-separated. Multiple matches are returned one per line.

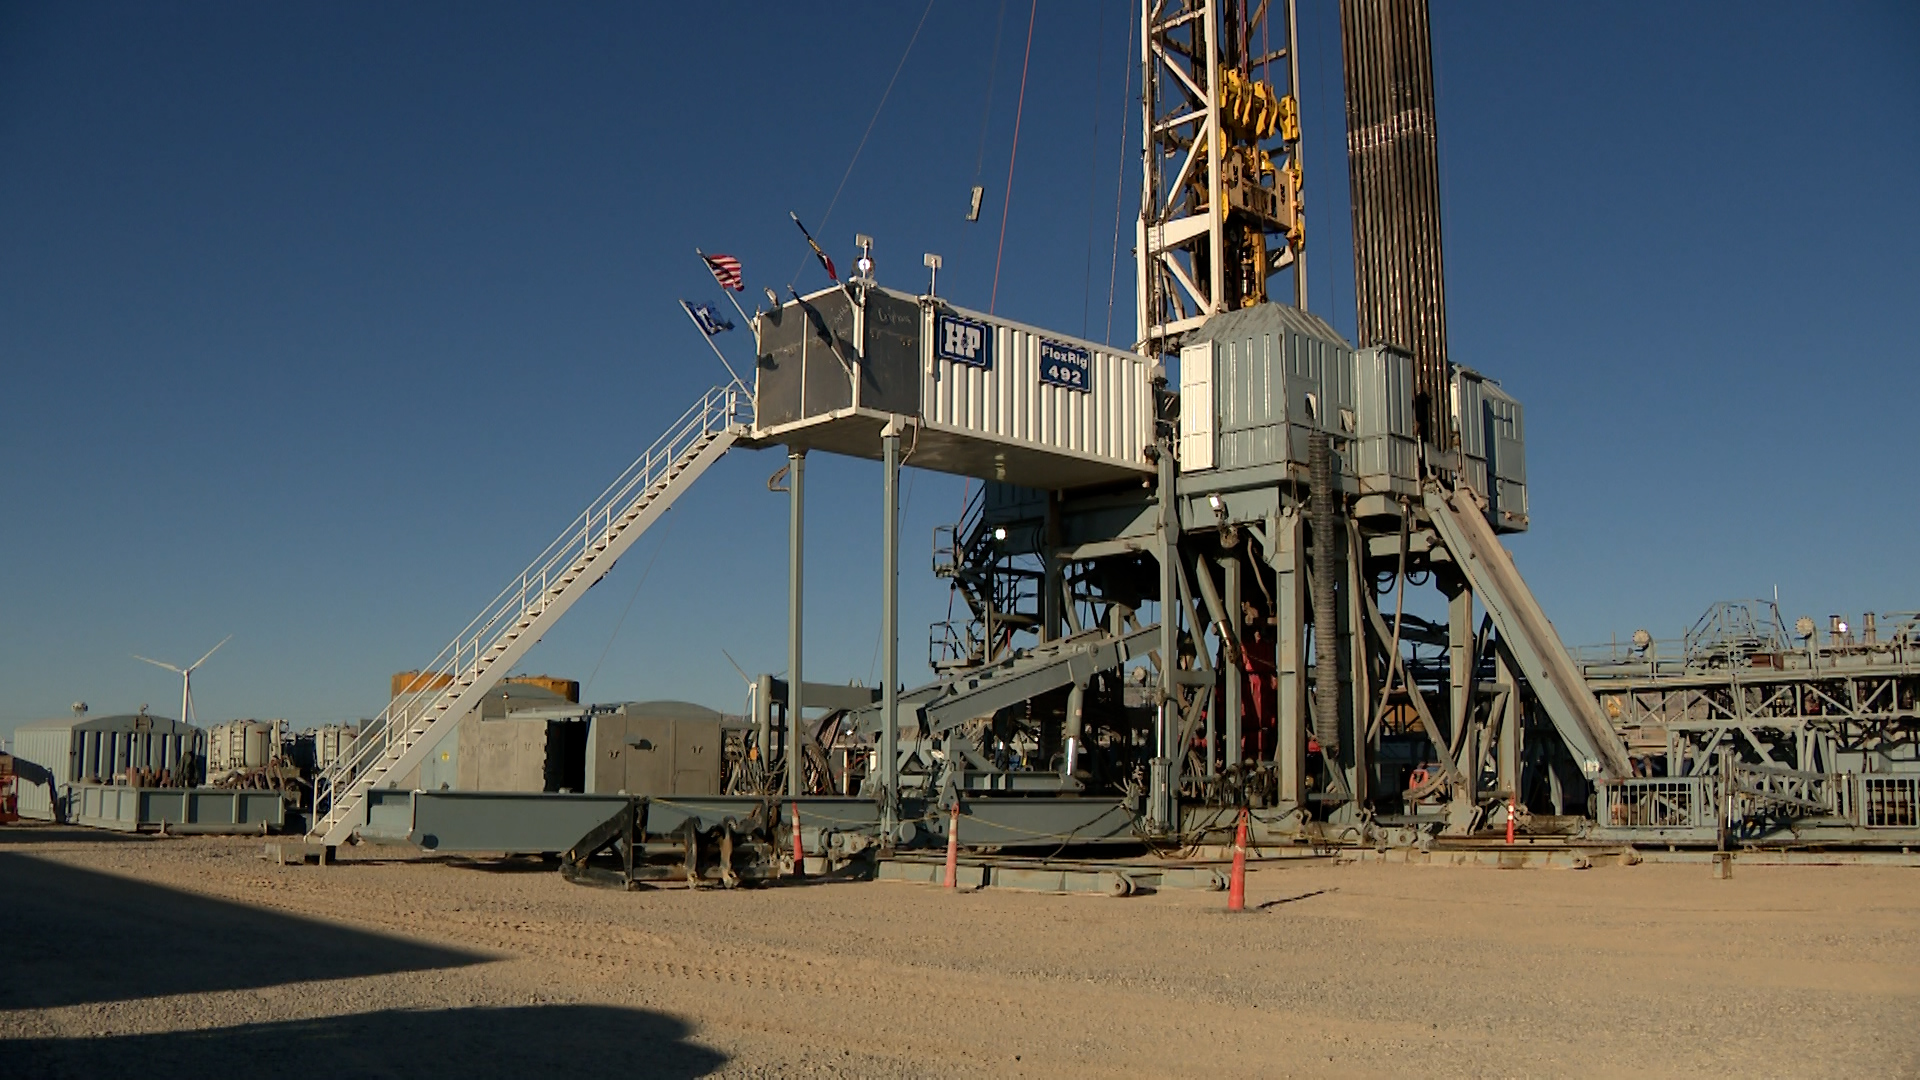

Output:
xmin=1596 ymin=777 xmax=1708 ymax=830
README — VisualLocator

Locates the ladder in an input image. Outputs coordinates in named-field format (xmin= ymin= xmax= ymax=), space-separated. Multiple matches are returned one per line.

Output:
xmin=309 ymin=382 xmax=751 ymax=845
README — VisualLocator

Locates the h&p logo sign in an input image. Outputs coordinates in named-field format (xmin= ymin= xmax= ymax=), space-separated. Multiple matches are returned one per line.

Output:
xmin=936 ymin=312 xmax=992 ymax=370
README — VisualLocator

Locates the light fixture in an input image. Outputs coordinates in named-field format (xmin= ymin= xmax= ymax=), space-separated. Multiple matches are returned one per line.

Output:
xmin=1208 ymin=494 xmax=1223 ymax=511
xmin=992 ymin=526 xmax=1008 ymax=542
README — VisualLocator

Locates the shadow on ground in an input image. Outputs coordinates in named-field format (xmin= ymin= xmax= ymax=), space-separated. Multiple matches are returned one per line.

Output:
xmin=1 ymin=1004 xmax=726 ymax=1079
xmin=0 ymin=824 xmax=150 ymax=846
xmin=0 ymin=852 xmax=485 ymax=1010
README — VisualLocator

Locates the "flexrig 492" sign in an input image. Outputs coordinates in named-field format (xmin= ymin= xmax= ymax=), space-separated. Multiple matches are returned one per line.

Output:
xmin=1039 ymin=339 xmax=1091 ymax=392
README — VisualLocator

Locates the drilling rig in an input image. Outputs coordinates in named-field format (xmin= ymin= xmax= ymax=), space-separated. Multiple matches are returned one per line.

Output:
xmin=305 ymin=0 xmax=1919 ymax=879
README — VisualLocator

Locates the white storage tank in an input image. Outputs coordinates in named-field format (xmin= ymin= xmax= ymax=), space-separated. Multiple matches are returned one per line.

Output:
xmin=311 ymin=724 xmax=357 ymax=771
xmin=207 ymin=719 xmax=284 ymax=777
xmin=752 ymin=283 xmax=1157 ymax=491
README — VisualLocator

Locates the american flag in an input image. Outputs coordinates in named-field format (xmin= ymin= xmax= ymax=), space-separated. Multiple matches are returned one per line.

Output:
xmin=702 ymin=253 xmax=744 ymax=292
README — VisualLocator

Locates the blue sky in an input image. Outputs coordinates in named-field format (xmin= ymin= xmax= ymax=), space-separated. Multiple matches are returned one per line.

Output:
xmin=2 ymin=2 xmax=1915 ymax=739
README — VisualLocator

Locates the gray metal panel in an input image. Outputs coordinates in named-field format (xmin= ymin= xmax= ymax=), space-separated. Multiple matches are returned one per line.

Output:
xmin=1180 ymin=302 xmax=1357 ymax=476
xmin=753 ymin=289 xmax=857 ymax=429
xmin=1354 ymin=346 xmax=1418 ymax=494
xmin=585 ymin=713 xmax=722 ymax=796
xmin=12 ymin=725 xmax=74 ymax=818
xmin=412 ymin=791 xmax=633 ymax=853
xmin=1481 ymin=379 xmax=1529 ymax=532
xmin=752 ymin=301 xmax=807 ymax=427
xmin=417 ymin=727 xmax=458 ymax=791
xmin=62 ymin=783 xmax=285 ymax=833
xmin=1452 ymin=367 xmax=1489 ymax=496
xmin=859 ymin=289 xmax=920 ymax=415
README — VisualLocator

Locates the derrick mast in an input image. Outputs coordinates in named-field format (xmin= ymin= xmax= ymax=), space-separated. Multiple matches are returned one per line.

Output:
xmin=1138 ymin=0 xmax=1307 ymax=357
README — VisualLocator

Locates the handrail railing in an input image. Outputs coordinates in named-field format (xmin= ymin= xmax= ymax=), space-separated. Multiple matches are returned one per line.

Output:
xmin=312 ymin=381 xmax=749 ymax=831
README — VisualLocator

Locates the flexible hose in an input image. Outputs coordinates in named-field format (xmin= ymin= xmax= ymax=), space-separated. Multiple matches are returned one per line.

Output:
xmin=1309 ymin=430 xmax=1341 ymax=756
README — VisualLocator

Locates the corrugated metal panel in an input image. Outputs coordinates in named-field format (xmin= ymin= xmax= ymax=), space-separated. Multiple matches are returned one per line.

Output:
xmin=1452 ymin=368 xmax=1489 ymax=496
xmin=924 ymin=300 xmax=1153 ymax=473
xmin=1355 ymin=346 xmax=1417 ymax=493
xmin=1181 ymin=303 xmax=1357 ymax=474
xmin=12 ymin=725 xmax=72 ymax=819
xmin=1482 ymin=379 xmax=1529 ymax=532
xmin=1178 ymin=342 xmax=1215 ymax=470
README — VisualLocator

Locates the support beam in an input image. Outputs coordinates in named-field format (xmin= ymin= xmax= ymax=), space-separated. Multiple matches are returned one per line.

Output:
xmin=1447 ymin=576 xmax=1477 ymax=808
xmin=880 ymin=421 xmax=903 ymax=837
xmin=1151 ymin=446 xmax=1180 ymax=832
xmin=786 ymin=448 xmax=806 ymax=799
xmin=1343 ymin=521 xmax=1370 ymax=814
xmin=1273 ymin=509 xmax=1308 ymax=808
xmin=1495 ymin=644 xmax=1520 ymax=798
xmin=1223 ymin=555 xmax=1242 ymax=770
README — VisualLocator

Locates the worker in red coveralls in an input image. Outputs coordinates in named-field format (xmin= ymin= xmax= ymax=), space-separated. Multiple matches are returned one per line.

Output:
xmin=1211 ymin=599 xmax=1280 ymax=764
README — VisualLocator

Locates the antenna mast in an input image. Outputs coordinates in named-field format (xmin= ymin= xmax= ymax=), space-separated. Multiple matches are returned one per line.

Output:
xmin=1137 ymin=0 xmax=1307 ymax=357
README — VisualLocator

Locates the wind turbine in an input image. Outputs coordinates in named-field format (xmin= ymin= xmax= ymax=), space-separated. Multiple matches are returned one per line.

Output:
xmin=134 ymin=635 xmax=232 ymax=726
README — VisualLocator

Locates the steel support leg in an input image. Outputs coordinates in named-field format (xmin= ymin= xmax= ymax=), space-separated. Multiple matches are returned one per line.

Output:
xmin=755 ymin=673 xmax=774 ymax=789
xmin=1150 ymin=446 xmax=1179 ymax=832
xmin=786 ymin=448 xmax=806 ymax=799
xmin=1340 ymin=522 xmax=1369 ymax=818
xmin=1223 ymin=556 xmax=1242 ymax=771
xmin=1274 ymin=509 xmax=1308 ymax=810
xmin=1447 ymin=579 xmax=1477 ymax=808
xmin=1495 ymin=644 xmax=1519 ymax=797
xmin=880 ymin=421 xmax=902 ymax=837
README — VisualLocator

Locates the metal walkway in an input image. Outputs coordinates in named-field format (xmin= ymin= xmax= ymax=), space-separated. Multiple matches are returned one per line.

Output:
xmin=310 ymin=383 xmax=750 ymax=845
xmin=1423 ymin=483 xmax=1633 ymax=780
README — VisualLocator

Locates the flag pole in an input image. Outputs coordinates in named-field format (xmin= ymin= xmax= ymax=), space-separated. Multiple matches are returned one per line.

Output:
xmin=680 ymin=302 xmax=746 ymax=388
xmin=696 ymin=248 xmax=757 ymax=329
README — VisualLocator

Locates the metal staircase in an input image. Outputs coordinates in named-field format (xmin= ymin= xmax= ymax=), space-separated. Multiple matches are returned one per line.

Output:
xmin=310 ymin=382 xmax=751 ymax=845
xmin=930 ymin=486 xmax=1043 ymax=670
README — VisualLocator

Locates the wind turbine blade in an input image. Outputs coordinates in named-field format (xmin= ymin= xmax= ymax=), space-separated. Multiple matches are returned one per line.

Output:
xmin=134 ymin=654 xmax=185 ymax=674
xmin=189 ymin=634 xmax=234 ymax=672
xmin=720 ymin=648 xmax=753 ymax=687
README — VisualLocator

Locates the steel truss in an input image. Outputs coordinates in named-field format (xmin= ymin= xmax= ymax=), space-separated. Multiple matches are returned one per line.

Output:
xmin=1139 ymin=0 xmax=1307 ymax=357
xmin=1580 ymin=611 xmax=1920 ymax=844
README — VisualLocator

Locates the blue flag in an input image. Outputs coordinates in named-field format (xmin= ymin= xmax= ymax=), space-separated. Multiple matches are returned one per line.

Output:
xmin=681 ymin=299 xmax=734 ymax=336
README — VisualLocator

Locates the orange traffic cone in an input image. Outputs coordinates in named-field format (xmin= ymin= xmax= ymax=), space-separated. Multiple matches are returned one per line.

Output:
xmin=1505 ymin=793 xmax=1517 ymax=845
xmin=790 ymin=801 xmax=806 ymax=878
xmin=1228 ymin=807 xmax=1249 ymax=912
xmin=943 ymin=800 xmax=961 ymax=889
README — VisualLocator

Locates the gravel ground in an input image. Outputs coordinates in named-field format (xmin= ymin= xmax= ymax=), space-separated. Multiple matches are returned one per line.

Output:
xmin=2 ymin=823 xmax=1916 ymax=1077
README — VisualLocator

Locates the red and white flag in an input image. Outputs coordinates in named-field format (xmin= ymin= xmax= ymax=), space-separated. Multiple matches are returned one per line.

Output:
xmin=702 ymin=253 xmax=744 ymax=291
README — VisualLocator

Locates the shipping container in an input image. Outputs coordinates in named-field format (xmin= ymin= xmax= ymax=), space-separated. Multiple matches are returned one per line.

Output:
xmin=752 ymin=284 xmax=1157 ymax=491
xmin=10 ymin=712 xmax=204 ymax=820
